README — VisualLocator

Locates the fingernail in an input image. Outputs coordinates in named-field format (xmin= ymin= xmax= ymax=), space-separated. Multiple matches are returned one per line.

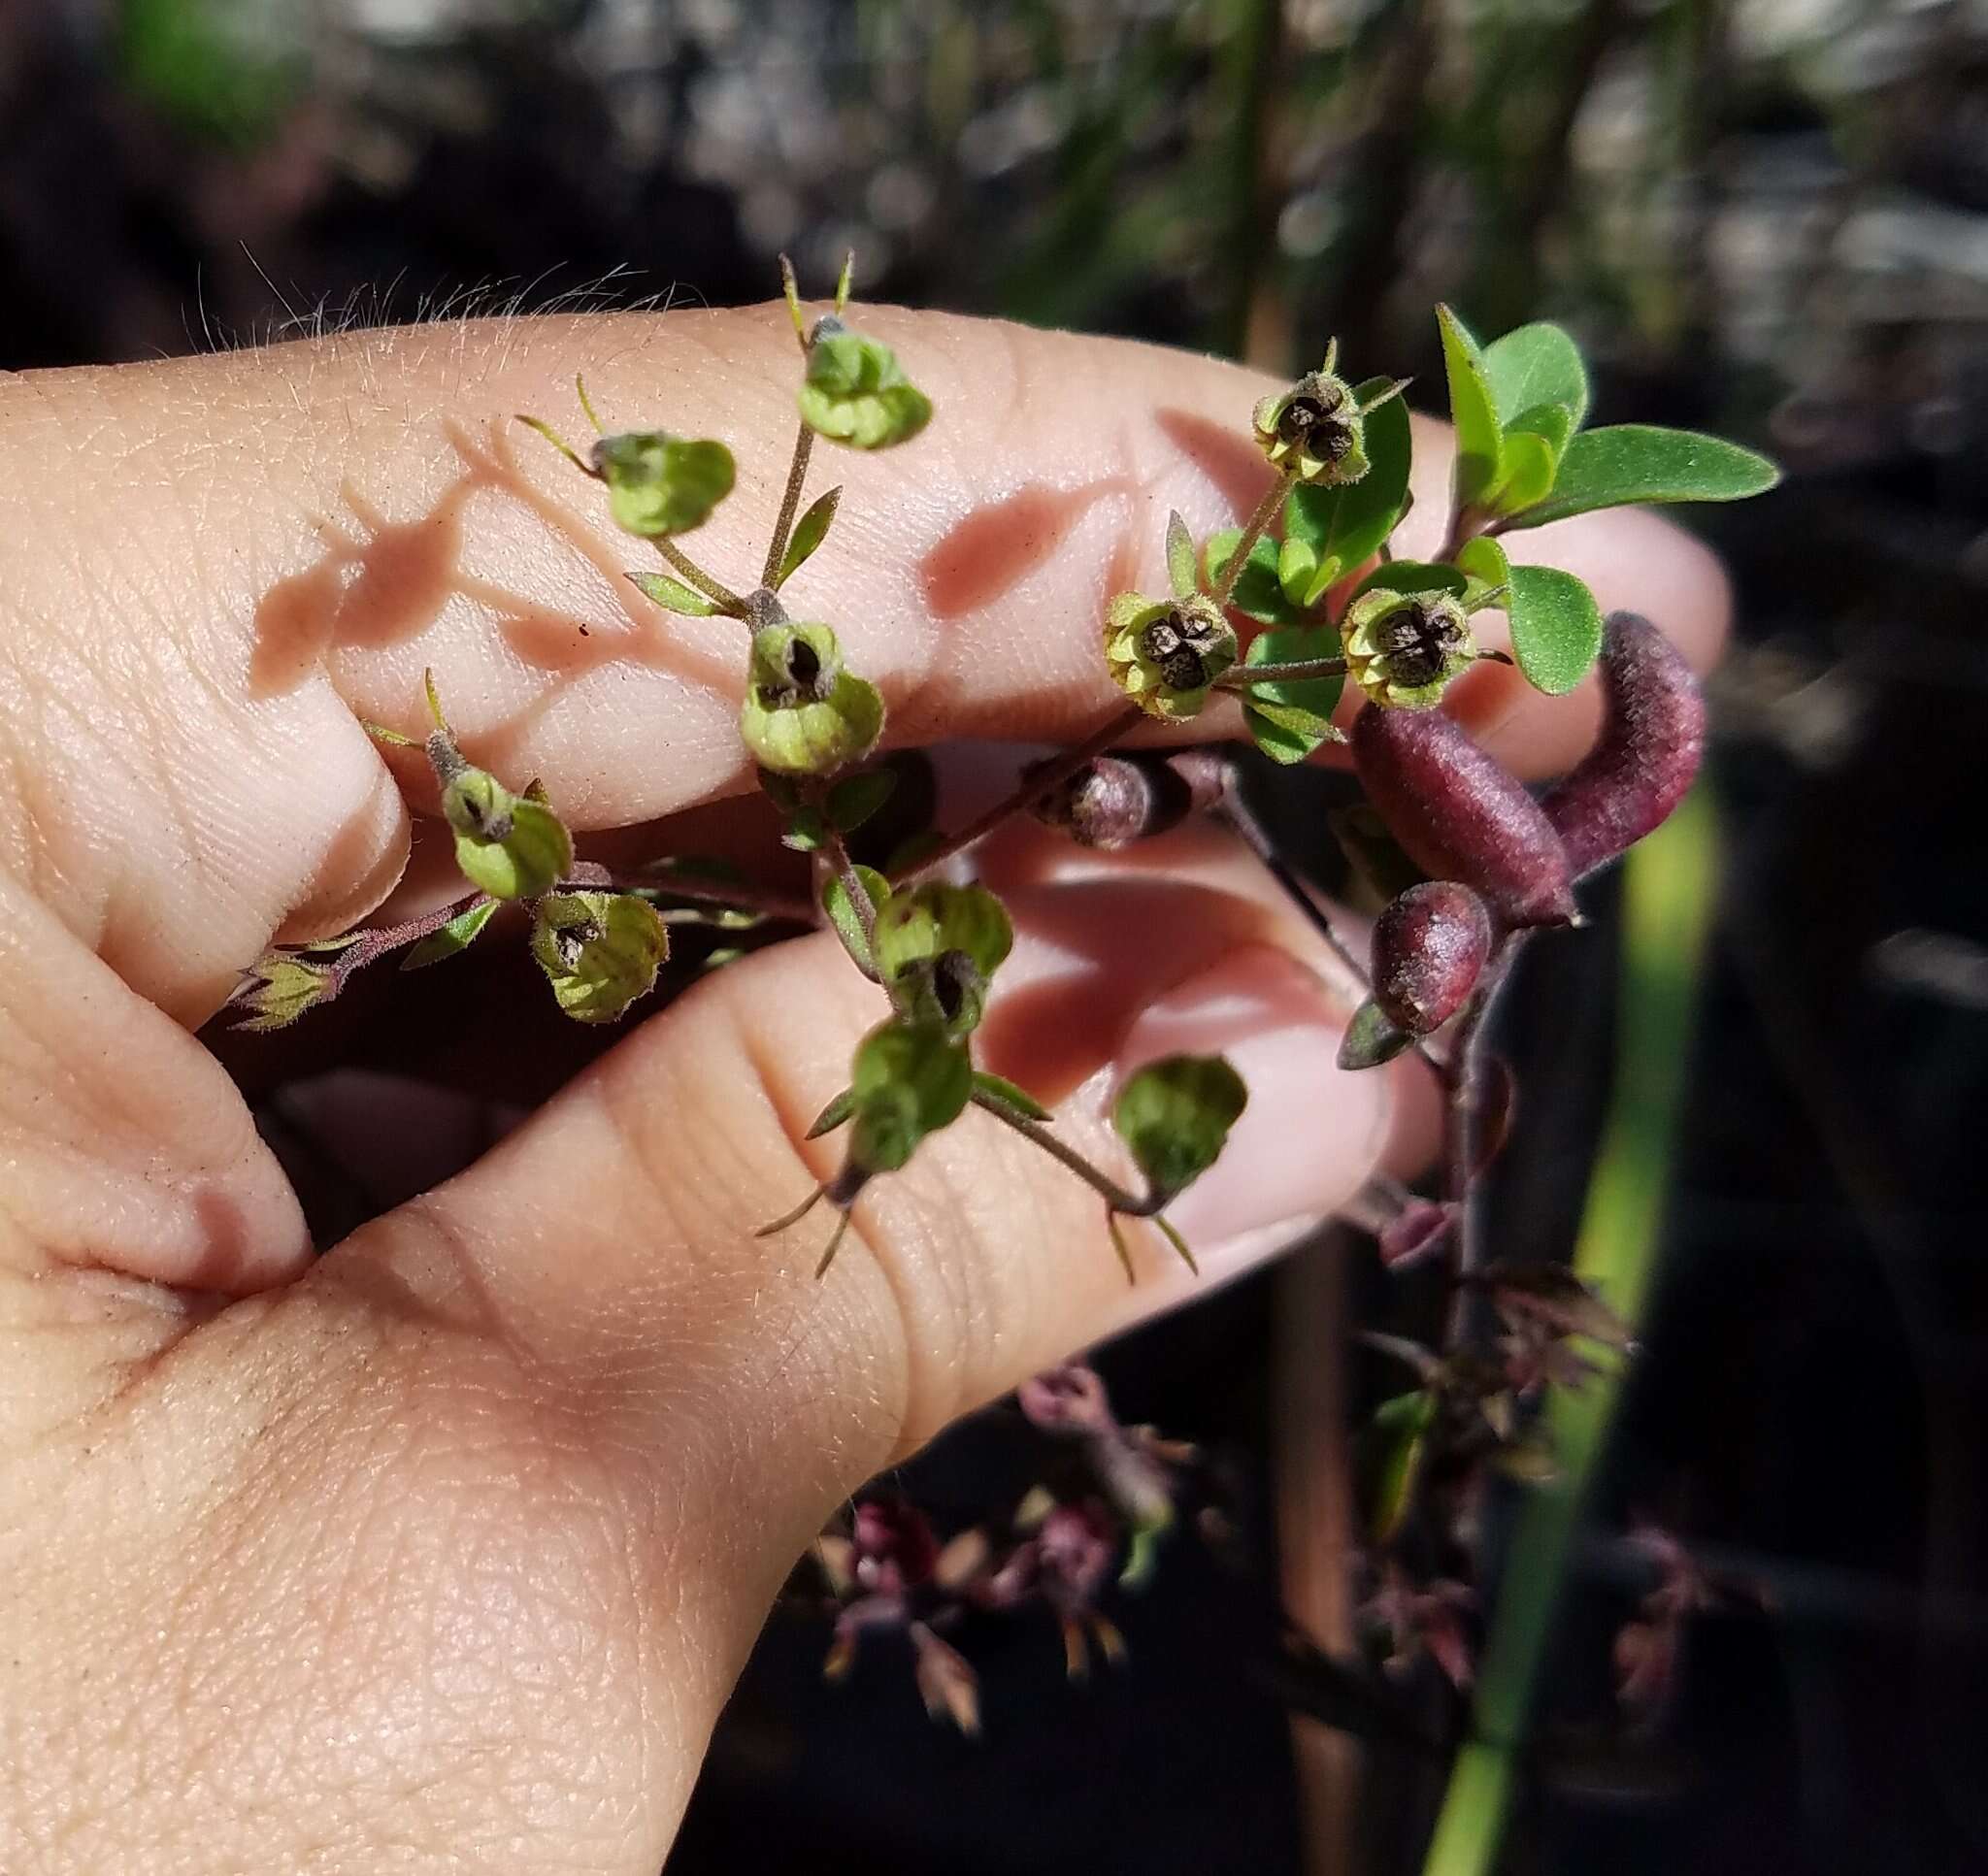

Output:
xmin=1112 ymin=943 xmax=1392 ymax=1256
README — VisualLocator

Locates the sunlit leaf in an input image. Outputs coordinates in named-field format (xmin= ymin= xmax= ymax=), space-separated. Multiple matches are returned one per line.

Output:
xmin=400 ymin=898 xmax=499 ymax=970
xmin=627 ymin=570 xmax=720 ymax=616
xmin=1503 ymin=426 xmax=1779 ymax=531
xmin=1239 ymin=624 xmax=1344 ymax=765
xmin=1482 ymin=322 xmax=1589 ymax=433
xmin=777 ymin=485 xmax=843 ymax=586
xmin=1437 ymin=306 xmax=1505 ymax=511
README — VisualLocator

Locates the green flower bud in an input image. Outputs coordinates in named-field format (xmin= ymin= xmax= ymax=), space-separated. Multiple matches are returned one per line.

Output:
xmin=529 ymin=890 xmax=670 ymax=1024
xmin=1102 ymin=592 xmax=1237 ymax=721
xmin=874 ymin=881 xmax=1012 ymax=1038
xmin=847 ymin=1019 xmax=974 ymax=1176
xmin=1342 ymin=587 xmax=1478 ymax=709
xmin=798 ymin=317 xmax=933 ymax=449
xmin=447 ymin=787 xmax=573 ymax=901
xmin=439 ymin=762 xmax=514 ymax=842
xmin=588 ymin=431 xmax=736 ymax=537
xmin=740 ymin=622 xmax=886 ymax=776
xmin=1111 ymin=1053 xmax=1248 ymax=1201
xmin=226 ymin=948 xmax=342 ymax=1033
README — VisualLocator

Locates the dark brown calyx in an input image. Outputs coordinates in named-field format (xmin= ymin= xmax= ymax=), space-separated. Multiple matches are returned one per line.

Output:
xmin=1377 ymin=599 xmax=1470 ymax=689
xmin=1139 ymin=606 xmax=1223 ymax=691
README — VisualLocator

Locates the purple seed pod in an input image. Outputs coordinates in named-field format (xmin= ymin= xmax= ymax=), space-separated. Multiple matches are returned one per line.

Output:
xmin=1541 ymin=612 xmax=1706 ymax=879
xmin=1372 ymin=881 xmax=1493 ymax=1034
xmin=1030 ymin=750 xmax=1229 ymax=850
xmin=1350 ymin=706 xmax=1576 ymax=929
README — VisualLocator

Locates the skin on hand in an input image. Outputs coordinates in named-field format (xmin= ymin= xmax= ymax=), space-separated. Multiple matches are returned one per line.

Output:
xmin=0 ymin=307 xmax=1728 ymax=1873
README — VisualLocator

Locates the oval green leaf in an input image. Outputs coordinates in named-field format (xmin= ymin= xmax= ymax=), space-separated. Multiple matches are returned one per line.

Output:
xmin=821 ymin=866 xmax=891 ymax=977
xmin=1482 ymin=322 xmax=1590 ymax=433
xmin=1508 ymin=563 xmax=1604 ymax=695
xmin=1502 ymin=425 xmax=1779 ymax=531
xmin=626 ymin=570 xmax=720 ymax=616
xmin=1240 ymin=624 xmax=1345 ymax=765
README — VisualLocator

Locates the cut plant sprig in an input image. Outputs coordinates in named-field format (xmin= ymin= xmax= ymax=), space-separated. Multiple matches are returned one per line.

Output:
xmin=227 ymin=892 xmax=495 ymax=1031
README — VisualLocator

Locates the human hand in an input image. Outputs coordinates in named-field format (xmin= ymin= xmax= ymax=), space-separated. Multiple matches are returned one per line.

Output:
xmin=0 ymin=307 xmax=1728 ymax=1872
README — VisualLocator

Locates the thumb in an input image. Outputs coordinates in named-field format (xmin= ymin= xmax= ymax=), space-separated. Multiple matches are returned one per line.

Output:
xmin=334 ymin=821 xmax=1393 ymax=1508
xmin=282 ymin=822 xmax=1397 ymax=1840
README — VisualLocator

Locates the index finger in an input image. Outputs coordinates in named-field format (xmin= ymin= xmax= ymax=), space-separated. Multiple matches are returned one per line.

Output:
xmin=0 ymin=306 xmax=1726 ymax=1019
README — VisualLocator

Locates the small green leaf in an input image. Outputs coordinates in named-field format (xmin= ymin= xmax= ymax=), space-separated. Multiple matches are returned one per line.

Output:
xmin=780 ymin=806 xmax=828 ymax=852
xmin=1112 ymin=1054 xmax=1247 ymax=1201
xmin=971 ymin=1070 xmax=1051 ymax=1123
xmin=1276 ymin=534 xmax=1322 ymax=609
xmin=1350 ymin=560 xmax=1469 ymax=601
xmin=1165 ymin=510 xmax=1199 ymax=601
xmin=591 ymin=432 xmax=737 ymax=537
xmin=627 ymin=570 xmax=720 ymax=616
xmin=807 ymin=1087 xmax=857 ymax=1138
xmin=1239 ymin=625 xmax=1345 ymax=765
xmin=1456 ymin=535 xmax=1511 ymax=611
xmin=1151 ymin=1214 xmax=1198 ymax=1276
xmin=1283 ymin=375 xmax=1412 ymax=582
xmin=1503 ymin=425 xmax=1780 ymax=530
xmin=1369 ymin=1389 xmax=1437 ymax=1542
xmin=1506 ymin=400 xmax=1575 ymax=459
xmin=822 ymin=866 xmax=891 ymax=977
xmin=1338 ymin=1000 xmax=1413 ymax=1070
xmin=799 ymin=326 xmax=933 ymax=449
xmin=826 ymin=768 xmax=898 ymax=834
xmin=1436 ymin=306 xmax=1505 ymax=512
xmin=400 ymin=898 xmax=499 ymax=970
xmin=1487 ymin=429 xmax=1558 ymax=515
xmin=1204 ymin=530 xmax=1301 ymax=626
xmin=529 ymin=890 xmax=670 ymax=1024
xmin=1482 ymin=322 xmax=1590 ymax=433
xmin=451 ymin=796 xmax=574 ymax=903
xmin=777 ymin=485 xmax=843 ymax=586
xmin=1459 ymin=536 xmax=1603 ymax=695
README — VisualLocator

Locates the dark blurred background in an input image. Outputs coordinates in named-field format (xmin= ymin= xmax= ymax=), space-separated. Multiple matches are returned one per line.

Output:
xmin=6 ymin=1 xmax=1984 ymax=1871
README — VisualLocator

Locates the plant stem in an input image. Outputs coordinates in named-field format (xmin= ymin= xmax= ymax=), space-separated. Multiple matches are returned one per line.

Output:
xmin=1439 ymin=935 xmax=1523 ymax=1346
xmin=327 ymin=893 xmax=491 ymax=991
xmin=1214 ymin=785 xmax=1372 ymax=999
xmin=822 ymin=822 xmax=879 ymax=961
xmin=970 ymin=1090 xmax=1154 ymax=1216
xmin=1214 ymin=474 xmax=1295 ymax=607
xmin=655 ymin=538 xmax=747 ymax=615
xmin=762 ymin=420 xmax=817 ymax=589
xmin=590 ymin=865 xmax=814 ymax=925
xmin=889 ymin=706 xmax=1145 ymax=885
xmin=1419 ymin=790 xmax=1718 ymax=1876
xmin=1216 ymin=657 xmax=1349 ymax=688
